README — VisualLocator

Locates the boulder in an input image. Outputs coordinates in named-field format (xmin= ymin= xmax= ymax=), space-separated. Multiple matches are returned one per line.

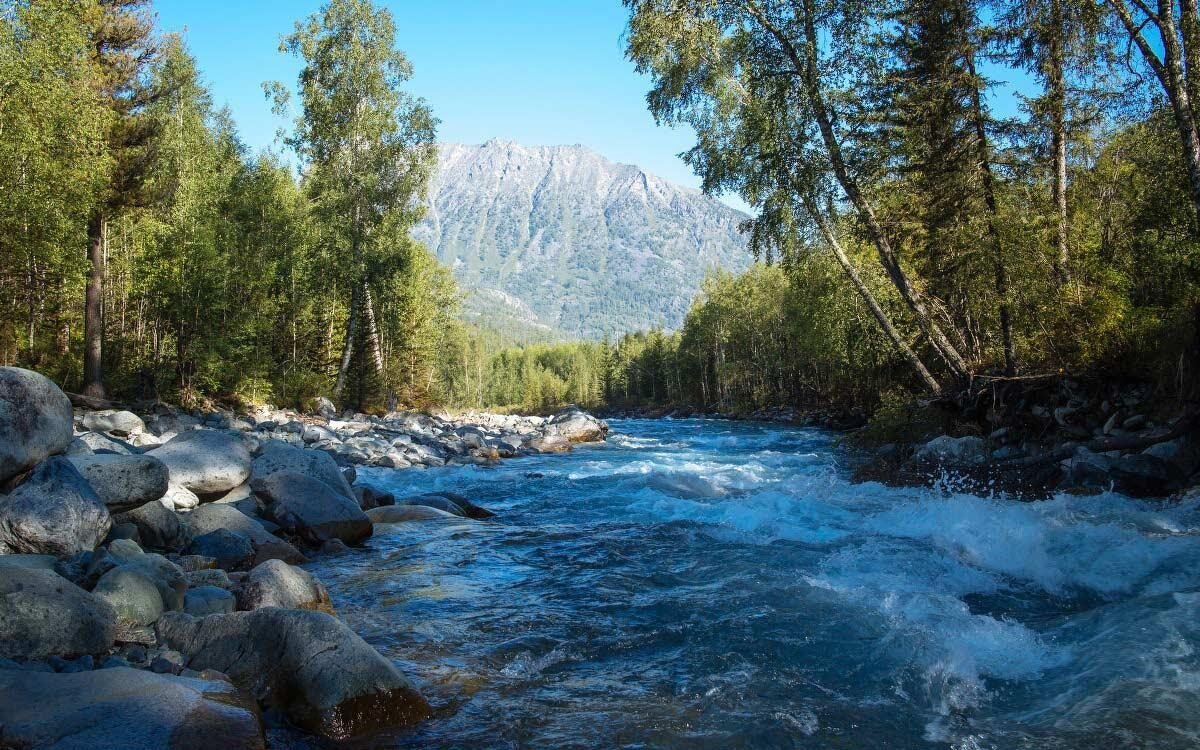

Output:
xmin=548 ymin=406 xmax=608 ymax=443
xmin=150 ymin=429 xmax=251 ymax=494
xmin=182 ymin=503 xmax=306 ymax=565
xmin=80 ymin=409 xmax=145 ymax=437
xmin=67 ymin=453 xmax=169 ymax=511
xmin=158 ymin=609 xmax=431 ymax=740
xmin=0 ymin=667 xmax=265 ymax=750
xmin=185 ymin=568 xmax=231 ymax=590
xmin=368 ymin=504 xmax=459 ymax=523
xmin=913 ymin=435 xmax=988 ymax=466
xmin=73 ymin=430 xmax=138 ymax=455
xmin=107 ymin=544 xmax=188 ymax=612
xmin=315 ymin=396 xmax=337 ymax=419
xmin=184 ymin=585 xmax=236 ymax=617
xmin=186 ymin=528 xmax=254 ymax=571
xmin=0 ymin=367 xmax=74 ymax=483
xmin=404 ymin=494 xmax=466 ymax=517
xmin=236 ymin=559 xmax=333 ymax=614
xmin=0 ymin=567 xmax=116 ymax=660
xmin=407 ymin=491 xmax=495 ymax=519
xmin=353 ymin=483 xmax=394 ymax=511
xmin=251 ymin=441 xmax=356 ymax=503
xmin=114 ymin=499 xmax=183 ymax=550
xmin=1144 ymin=437 xmax=1200 ymax=478
xmin=0 ymin=553 xmax=56 ymax=571
xmin=0 ymin=456 xmax=110 ymax=556
xmin=256 ymin=470 xmax=372 ymax=545
xmin=161 ymin=482 xmax=200 ymax=511
xmin=92 ymin=566 xmax=164 ymax=626
xmin=211 ymin=481 xmax=259 ymax=517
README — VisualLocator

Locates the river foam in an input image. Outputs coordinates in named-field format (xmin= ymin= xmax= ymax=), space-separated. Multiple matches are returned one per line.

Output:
xmin=304 ymin=418 xmax=1200 ymax=749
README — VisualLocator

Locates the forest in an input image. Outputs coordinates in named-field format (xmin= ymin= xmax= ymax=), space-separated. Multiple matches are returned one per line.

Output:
xmin=4 ymin=0 xmax=1200 ymax=421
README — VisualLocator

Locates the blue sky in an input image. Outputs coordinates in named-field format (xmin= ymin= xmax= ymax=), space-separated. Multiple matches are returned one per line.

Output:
xmin=153 ymin=0 xmax=743 ymax=205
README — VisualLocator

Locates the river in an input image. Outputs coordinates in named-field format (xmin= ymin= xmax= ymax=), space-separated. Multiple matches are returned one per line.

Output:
xmin=303 ymin=418 xmax=1200 ymax=748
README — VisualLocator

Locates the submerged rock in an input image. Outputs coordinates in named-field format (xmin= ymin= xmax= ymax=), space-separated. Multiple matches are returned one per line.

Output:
xmin=0 ymin=366 xmax=74 ymax=483
xmin=0 ymin=456 xmax=110 ymax=556
xmin=158 ymin=608 xmax=431 ymax=740
xmin=368 ymin=504 xmax=459 ymax=523
xmin=0 ymin=667 xmax=265 ymax=750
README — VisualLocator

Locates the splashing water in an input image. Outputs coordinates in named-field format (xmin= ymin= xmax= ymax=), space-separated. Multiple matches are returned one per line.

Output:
xmin=304 ymin=418 xmax=1200 ymax=748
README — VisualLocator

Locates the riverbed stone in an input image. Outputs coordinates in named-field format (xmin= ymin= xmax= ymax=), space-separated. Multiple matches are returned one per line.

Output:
xmin=67 ymin=452 xmax=169 ymax=511
xmin=80 ymin=409 xmax=145 ymax=437
xmin=186 ymin=528 xmax=255 ymax=571
xmin=251 ymin=441 xmax=356 ymax=502
xmin=256 ymin=469 xmax=372 ymax=545
xmin=548 ymin=405 xmax=608 ymax=443
xmin=0 ymin=666 xmax=265 ymax=750
xmin=0 ymin=567 xmax=116 ymax=660
xmin=0 ymin=456 xmax=110 ymax=556
xmin=182 ymin=503 xmax=306 ymax=565
xmin=236 ymin=559 xmax=333 ymax=614
xmin=0 ymin=367 xmax=74 ymax=483
xmin=92 ymin=566 xmax=165 ymax=626
xmin=150 ymin=429 xmax=252 ymax=494
xmin=114 ymin=498 xmax=183 ymax=550
xmin=157 ymin=608 xmax=431 ymax=740
xmin=161 ymin=482 xmax=200 ymax=511
xmin=184 ymin=585 xmax=236 ymax=616
xmin=107 ymin=545 xmax=187 ymax=613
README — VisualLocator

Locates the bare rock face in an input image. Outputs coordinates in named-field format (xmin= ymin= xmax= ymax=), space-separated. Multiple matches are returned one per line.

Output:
xmin=0 ymin=567 xmax=116 ymax=660
xmin=0 ymin=667 xmax=265 ymax=750
xmin=0 ymin=366 xmax=74 ymax=483
xmin=0 ymin=456 xmax=111 ymax=556
xmin=157 ymin=608 xmax=431 ymax=740
xmin=149 ymin=429 xmax=251 ymax=495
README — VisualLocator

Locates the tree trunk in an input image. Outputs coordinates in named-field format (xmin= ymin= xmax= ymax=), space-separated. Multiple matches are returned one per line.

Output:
xmin=333 ymin=283 xmax=360 ymax=397
xmin=1047 ymin=0 xmax=1070 ymax=280
xmin=966 ymin=50 xmax=1018 ymax=376
xmin=83 ymin=211 xmax=106 ymax=398
xmin=362 ymin=283 xmax=385 ymax=376
xmin=804 ymin=197 xmax=943 ymax=395
xmin=746 ymin=0 xmax=973 ymax=381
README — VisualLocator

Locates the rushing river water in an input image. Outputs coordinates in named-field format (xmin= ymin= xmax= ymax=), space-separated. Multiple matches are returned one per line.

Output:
xmin=304 ymin=418 xmax=1200 ymax=749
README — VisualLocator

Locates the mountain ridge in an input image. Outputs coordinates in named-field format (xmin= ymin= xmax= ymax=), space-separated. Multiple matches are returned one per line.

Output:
xmin=414 ymin=139 xmax=753 ymax=339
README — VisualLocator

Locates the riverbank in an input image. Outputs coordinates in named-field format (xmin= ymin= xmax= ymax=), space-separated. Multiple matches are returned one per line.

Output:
xmin=0 ymin=366 xmax=608 ymax=747
xmin=602 ymin=376 xmax=1200 ymax=499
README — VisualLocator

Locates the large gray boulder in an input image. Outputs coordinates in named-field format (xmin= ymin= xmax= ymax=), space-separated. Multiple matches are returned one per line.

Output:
xmin=114 ymin=498 xmax=183 ymax=550
xmin=158 ymin=609 xmax=430 ymax=740
xmin=72 ymin=431 xmax=137 ymax=455
xmin=0 ymin=567 xmax=116 ymax=660
xmin=236 ymin=559 xmax=333 ymax=614
xmin=0 ymin=667 xmax=265 ymax=750
xmin=548 ymin=406 xmax=608 ymax=443
xmin=256 ymin=470 xmax=372 ymax=545
xmin=67 ymin=453 xmax=169 ymax=511
xmin=181 ymin=503 xmax=306 ymax=567
xmin=150 ymin=429 xmax=251 ymax=494
xmin=80 ymin=409 xmax=145 ymax=437
xmin=107 ymin=543 xmax=187 ymax=612
xmin=0 ymin=367 xmax=74 ymax=483
xmin=91 ymin=566 xmax=164 ymax=626
xmin=0 ymin=456 xmax=110 ymax=556
xmin=251 ymin=441 xmax=356 ymax=502
xmin=184 ymin=585 xmax=236 ymax=617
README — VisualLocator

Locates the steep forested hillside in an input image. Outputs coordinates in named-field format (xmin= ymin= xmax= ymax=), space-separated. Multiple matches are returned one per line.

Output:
xmin=414 ymin=140 xmax=751 ymax=338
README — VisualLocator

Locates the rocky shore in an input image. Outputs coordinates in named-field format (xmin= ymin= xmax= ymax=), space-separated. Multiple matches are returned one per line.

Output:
xmin=0 ymin=366 xmax=608 ymax=747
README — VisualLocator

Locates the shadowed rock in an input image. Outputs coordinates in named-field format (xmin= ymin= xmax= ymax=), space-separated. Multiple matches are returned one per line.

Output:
xmin=0 ymin=367 xmax=74 ymax=483
xmin=158 ymin=609 xmax=430 ymax=740
xmin=0 ymin=666 xmax=265 ymax=750
xmin=255 ymin=470 xmax=372 ymax=545
xmin=0 ymin=567 xmax=116 ymax=660
xmin=0 ymin=456 xmax=110 ymax=556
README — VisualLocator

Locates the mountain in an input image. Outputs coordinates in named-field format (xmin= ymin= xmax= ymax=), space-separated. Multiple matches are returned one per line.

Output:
xmin=413 ymin=139 xmax=752 ymax=339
